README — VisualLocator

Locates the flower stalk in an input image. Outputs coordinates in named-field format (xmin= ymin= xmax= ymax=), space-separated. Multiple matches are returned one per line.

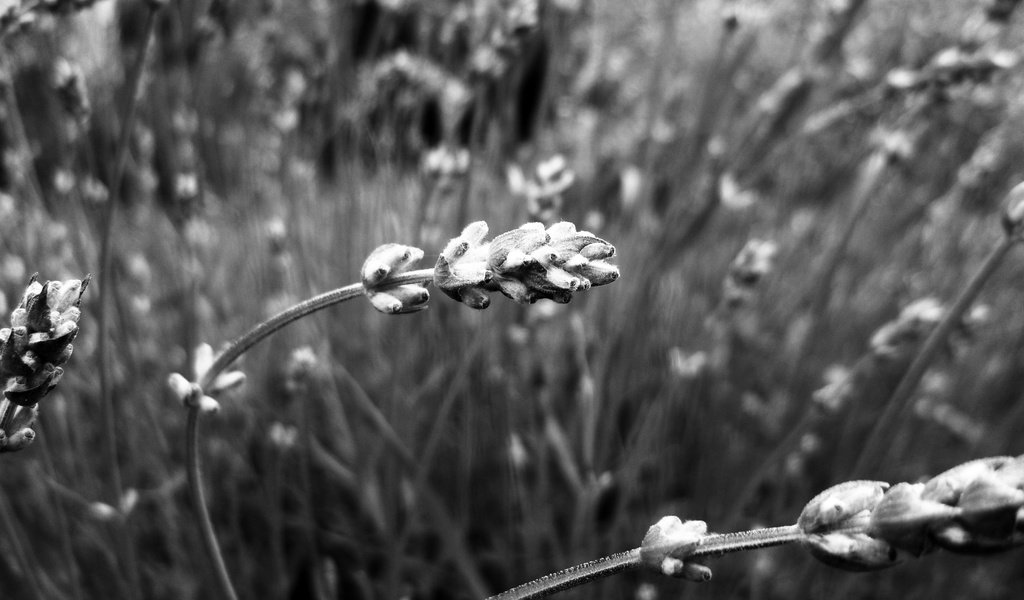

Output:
xmin=171 ymin=220 xmax=620 ymax=600
xmin=486 ymin=454 xmax=1024 ymax=600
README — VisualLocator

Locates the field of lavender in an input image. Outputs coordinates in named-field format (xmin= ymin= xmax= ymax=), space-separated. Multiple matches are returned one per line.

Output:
xmin=2 ymin=1 xmax=1024 ymax=599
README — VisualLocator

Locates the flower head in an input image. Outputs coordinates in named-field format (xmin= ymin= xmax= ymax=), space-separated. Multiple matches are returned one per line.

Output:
xmin=1 ymin=275 xmax=89 ymax=453
xmin=434 ymin=221 xmax=619 ymax=309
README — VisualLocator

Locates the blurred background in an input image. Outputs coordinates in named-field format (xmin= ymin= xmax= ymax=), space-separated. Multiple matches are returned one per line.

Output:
xmin=1 ymin=0 xmax=1024 ymax=598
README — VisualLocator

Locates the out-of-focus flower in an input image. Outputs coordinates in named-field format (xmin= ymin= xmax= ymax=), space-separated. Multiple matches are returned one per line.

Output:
xmin=53 ymin=57 xmax=90 ymax=123
xmin=268 ymin=421 xmax=299 ymax=449
xmin=509 ymin=155 xmax=576 ymax=223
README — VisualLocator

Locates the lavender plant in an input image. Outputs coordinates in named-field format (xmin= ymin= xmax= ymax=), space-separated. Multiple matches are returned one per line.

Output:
xmin=489 ymin=453 xmax=1024 ymax=600
xmin=166 ymin=220 xmax=620 ymax=600
xmin=0 ymin=275 xmax=88 ymax=452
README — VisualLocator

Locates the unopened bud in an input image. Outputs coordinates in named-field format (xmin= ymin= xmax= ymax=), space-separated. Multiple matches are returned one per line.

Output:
xmin=802 ymin=531 xmax=902 ymax=571
xmin=867 ymin=483 xmax=959 ymax=554
xmin=167 ymin=373 xmax=197 ymax=405
xmin=367 ymin=284 xmax=430 ymax=314
xmin=956 ymin=470 xmax=1024 ymax=539
xmin=922 ymin=456 xmax=1013 ymax=504
xmin=87 ymin=502 xmax=120 ymax=521
xmin=640 ymin=516 xmax=707 ymax=572
xmin=361 ymin=244 xmax=424 ymax=288
xmin=198 ymin=395 xmax=221 ymax=414
xmin=799 ymin=480 xmax=889 ymax=534
xmin=1001 ymin=181 xmax=1024 ymax=238
xmin=209 ymin=370 xmax=246 ymax=395
xmin=2 ymin=427 xmax=35 ymax=452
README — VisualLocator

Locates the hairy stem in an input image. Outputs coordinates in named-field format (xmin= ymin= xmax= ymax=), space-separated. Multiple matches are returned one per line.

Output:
xmin=486 ymin=548 xmax=642 ymax=600
xmin=487 ymin=524 xmax=806 ymax=600
xmin=692 ymin=524 xmax=804 ymax=557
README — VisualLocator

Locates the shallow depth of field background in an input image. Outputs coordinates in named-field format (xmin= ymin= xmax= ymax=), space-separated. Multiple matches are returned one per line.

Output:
xmin=2 ymin=0 xmax=1024 ymax=599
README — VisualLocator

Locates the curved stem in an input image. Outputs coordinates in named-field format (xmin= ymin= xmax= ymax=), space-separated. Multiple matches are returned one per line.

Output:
xmin=186 ymin=407 xmax=239 ymax=600
xmin=197 ymin=268 xmax=434 ymax=389
xmin=186 ymin=268 xmax=434 ymax=599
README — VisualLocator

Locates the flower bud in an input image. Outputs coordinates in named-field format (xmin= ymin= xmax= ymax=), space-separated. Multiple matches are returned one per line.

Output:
xmin=367 ymin=284 xmax=430 ymax=314
xmin=167 ymin=372 xmax=197 ymax=405
xmin=640 ymin=516 xmax=707 ymax=572
xmin=209 ymin=370 xmax=247 ymax=395
xmin=922 ymin=457 xmax=1013 ymax=504
xmin=867 ymin=483 xmax=959 ymax=554
xmin=802 ymin=531 xmax=903 ymax=571
xmin=435 ymin=222 xmax=493 ymax=307
xmin=361 ymin=244 xmax=424 ymax=288
xmin=1002 ymin=181 xmax=1024 ymax=238
xmin=193 ymin=343 xmax=215 ymax=383
xmin=955 ymin=470 xmax=1024 ymax=541
xmin=87 ymin=502 xmax=120 ymax=522
xmin=799 ymin=480 xmax=889 ymax=533
xmin=2 ymin=427 xmax=36 ymax=452
xmin=198 ymin=395 xmax=221 ymax=414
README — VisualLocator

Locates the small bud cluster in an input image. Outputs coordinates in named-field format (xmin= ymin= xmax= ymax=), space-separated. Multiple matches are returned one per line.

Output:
xmin=508 ymin=155 xmax=576 ymax=223
xmin=470 ymin=0 xmax=539 ymax=81
xmin=799 ymin=455 xmax=1024 ymax=570
xmin=422 ymin=146 xmax=470 ymax=181
xmin=1 ymin=275 xmax=89 ymax=453
xmin=360 ymin=244 xmax=431 ymax=315
xmin=639 ymin=516 xmax=714 ymax=582
xmin=167 ymin=343 xmax=246 ymax=415
xmin=434 ymin=221 xmax=619 ymax=309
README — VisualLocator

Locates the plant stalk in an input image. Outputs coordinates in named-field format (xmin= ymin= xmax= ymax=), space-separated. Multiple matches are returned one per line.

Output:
xmin=186 ymin=268 xmax=435 ymax=600
xmin=486 ymin=524 xmax=805 ymax=600
xmin=851 ymin=235 xmax=1018 ymax=476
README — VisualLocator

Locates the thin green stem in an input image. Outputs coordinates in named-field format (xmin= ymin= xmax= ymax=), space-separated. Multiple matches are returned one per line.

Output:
xmin=186 ymin=407 xmax=239 ymax=600
xmin=851 ymin=236 xmax=1018 ymax=476
xmin=94 ymin=7 xmax=158 ymax=600
xmin=186 ymin=268 xmax=434 ymax=600
xmin=197 ymin=268 xmax=433 ymax=389
xmin=486 ymin=548 xmax=642 ymax=600
xmin=487 ymin=525 xmax=806 ymax=600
